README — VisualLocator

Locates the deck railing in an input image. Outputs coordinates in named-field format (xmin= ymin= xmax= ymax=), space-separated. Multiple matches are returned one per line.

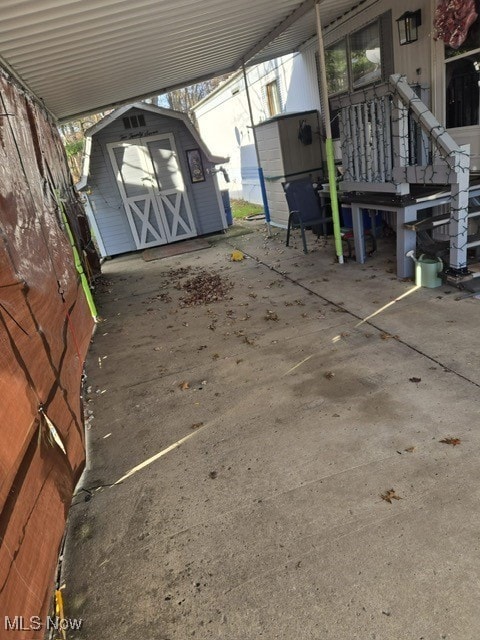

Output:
xmin=330 ymin=74 xmax=470 ymax=271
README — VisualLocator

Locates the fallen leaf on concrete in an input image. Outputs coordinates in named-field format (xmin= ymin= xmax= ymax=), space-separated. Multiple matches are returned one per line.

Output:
xmin=179 ymin=381 xmax=190 ymax=390
xmin=264 ymin=310 xmax=278 ymax=321
xmin=381 ymin=489 xmax=402 ymax=504
xmin=324 ymin=371 xmax=335 ymax=380
xmin=440 ymin=437 xmax=461 ymax=446
xmin=166 ymin=266 xmax=192 ymax=279
xmin=191 ymin=422 xmax=204 ymax=429
xmin=380 ymin=332 xmax=398 ymax=340
xmin=209 ymin=471 xmax=218 ymax=479
xmin=409 ymin=377 xmax=421 ymax=383
xmin=404 ymin=446 xmax=416 ymax=453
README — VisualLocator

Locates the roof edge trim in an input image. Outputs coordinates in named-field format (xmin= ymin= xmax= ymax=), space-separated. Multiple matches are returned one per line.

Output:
xmin=238 ymin=0 xmax=316 ymax=66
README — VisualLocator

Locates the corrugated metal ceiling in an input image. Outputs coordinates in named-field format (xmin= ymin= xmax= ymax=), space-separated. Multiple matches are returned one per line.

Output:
xmin=0 ymin=0 xmax=361 ymax=121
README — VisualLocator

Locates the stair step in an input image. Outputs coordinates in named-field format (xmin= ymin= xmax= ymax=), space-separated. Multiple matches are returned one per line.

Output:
xmin=466 ymin=237 xmax=480 ymax=249
xmin=404 ymin=208 xmax=480 ymax=231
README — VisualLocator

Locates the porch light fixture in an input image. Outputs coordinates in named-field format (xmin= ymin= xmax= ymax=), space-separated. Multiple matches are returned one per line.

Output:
xmin=396 ymin=10 xmax=422 ymax=45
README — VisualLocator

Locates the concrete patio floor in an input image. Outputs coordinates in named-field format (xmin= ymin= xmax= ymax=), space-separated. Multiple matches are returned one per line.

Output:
xmin=63 ymin=224 xmax=480 ymax=639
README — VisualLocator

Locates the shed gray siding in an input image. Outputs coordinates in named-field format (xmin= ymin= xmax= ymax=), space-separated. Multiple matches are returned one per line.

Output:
xmin=88 ymin=106 xmax=225 ymax=256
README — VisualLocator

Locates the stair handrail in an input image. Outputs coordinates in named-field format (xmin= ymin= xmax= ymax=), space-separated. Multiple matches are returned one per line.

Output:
xmin=389 ymin=74 xmax=469 ymax=180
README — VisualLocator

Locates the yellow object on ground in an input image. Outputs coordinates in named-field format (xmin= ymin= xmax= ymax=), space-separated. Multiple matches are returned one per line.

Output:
xmin=230 ymin=249 xmax=245 ymax=261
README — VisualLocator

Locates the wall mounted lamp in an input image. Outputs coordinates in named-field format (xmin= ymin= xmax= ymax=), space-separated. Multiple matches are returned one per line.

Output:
xmin=397 ymin=10 xmax=422 ymax=45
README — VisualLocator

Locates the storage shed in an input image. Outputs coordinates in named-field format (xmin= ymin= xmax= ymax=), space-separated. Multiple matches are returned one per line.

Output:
xmin=77 ymin=103 xmax=228 ymax=257
xmin=255 ymin=110 xmax=323 ymax=228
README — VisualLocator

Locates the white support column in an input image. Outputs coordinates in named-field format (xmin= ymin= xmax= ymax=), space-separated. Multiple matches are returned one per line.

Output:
xmin=448 ymin=148 xmax=470 ymax=272
xmin=351 ymin=203 xmax=365 ymax=264
xmin=396 ymin=206 xmax=417 ymax=278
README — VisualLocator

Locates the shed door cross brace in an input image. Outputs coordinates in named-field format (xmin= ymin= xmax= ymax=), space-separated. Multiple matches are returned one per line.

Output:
xmin=108 ymin=133 xmax=196 ymax=250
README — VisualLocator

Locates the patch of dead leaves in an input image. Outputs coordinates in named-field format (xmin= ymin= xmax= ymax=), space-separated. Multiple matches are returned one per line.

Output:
xmin=179 ymin=270 xmax=233 ymax=307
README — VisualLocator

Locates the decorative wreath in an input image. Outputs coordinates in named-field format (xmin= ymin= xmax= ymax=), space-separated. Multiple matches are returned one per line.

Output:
xmin=433 ymin=0 xmax=478 ymax=49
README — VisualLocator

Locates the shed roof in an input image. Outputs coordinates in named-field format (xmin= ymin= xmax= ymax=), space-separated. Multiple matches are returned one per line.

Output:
xmin=0 ymin=0 xmax=366 ymax=122
xmin=76 ymin=102 xmax=228 ymax=191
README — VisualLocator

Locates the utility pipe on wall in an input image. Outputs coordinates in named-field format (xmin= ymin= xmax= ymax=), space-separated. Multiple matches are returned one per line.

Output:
xmin=315 ymin=1 xmax=344 ymax=264
xmin=242 ymin=63 xmax=271 ymax=234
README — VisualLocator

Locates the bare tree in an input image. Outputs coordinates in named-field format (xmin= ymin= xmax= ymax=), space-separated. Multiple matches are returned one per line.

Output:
xmin=59 ymin=112 xmax=108 ymax=182
xmin=164 ymin=76 xmax=228 ymax=113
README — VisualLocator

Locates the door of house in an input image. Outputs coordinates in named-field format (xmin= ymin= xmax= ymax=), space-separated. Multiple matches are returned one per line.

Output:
xmin=108 ymin=133 xmax=196 ymax=250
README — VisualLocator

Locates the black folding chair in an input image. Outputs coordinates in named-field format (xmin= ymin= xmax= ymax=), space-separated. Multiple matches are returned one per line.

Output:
xmin=282 ymin=178 xmax=333 ymax=254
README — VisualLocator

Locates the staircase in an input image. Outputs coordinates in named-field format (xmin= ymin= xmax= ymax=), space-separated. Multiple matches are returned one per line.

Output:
xmin=331 ymin=74 xmax=477 ymax=279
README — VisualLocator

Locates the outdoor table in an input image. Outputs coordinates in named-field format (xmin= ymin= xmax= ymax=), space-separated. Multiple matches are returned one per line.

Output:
xmin=342 ymin=183 xmax=480 ymax=278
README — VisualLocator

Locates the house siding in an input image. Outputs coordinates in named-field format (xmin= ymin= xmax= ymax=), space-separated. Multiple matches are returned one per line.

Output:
xmin=193 ymin=0 xmax=438 ymax=212
xmin=193 ymin=53 xmax=316 ymax=204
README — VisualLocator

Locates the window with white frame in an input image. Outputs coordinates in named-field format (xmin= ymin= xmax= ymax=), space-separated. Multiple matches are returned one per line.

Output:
xmin=325 ymin=39 xmax=348 ymax=94
xmin=324 ymin=13 xmax=392 ymax=97
xmin=265 ymin=80 xmax=281 ymax=116
xmin=350 ymin=22 xmax=382 ymax=89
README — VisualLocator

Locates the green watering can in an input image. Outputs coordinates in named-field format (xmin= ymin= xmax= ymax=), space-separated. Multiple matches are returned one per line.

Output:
xmin=406 ymin=251 xmax=443 ymax=288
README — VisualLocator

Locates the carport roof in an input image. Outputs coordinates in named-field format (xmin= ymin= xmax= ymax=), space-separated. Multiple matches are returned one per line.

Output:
xmin=0 ymin=0 xmax=362 ymax=122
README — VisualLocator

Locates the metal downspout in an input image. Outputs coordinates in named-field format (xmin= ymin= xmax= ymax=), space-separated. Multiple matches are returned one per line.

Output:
xmin=242 ymin=62 xmax=271 ymax=235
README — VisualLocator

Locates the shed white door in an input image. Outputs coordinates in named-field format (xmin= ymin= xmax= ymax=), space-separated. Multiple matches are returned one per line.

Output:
xmin=108 ymin=134 xmax=196 ymax=250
